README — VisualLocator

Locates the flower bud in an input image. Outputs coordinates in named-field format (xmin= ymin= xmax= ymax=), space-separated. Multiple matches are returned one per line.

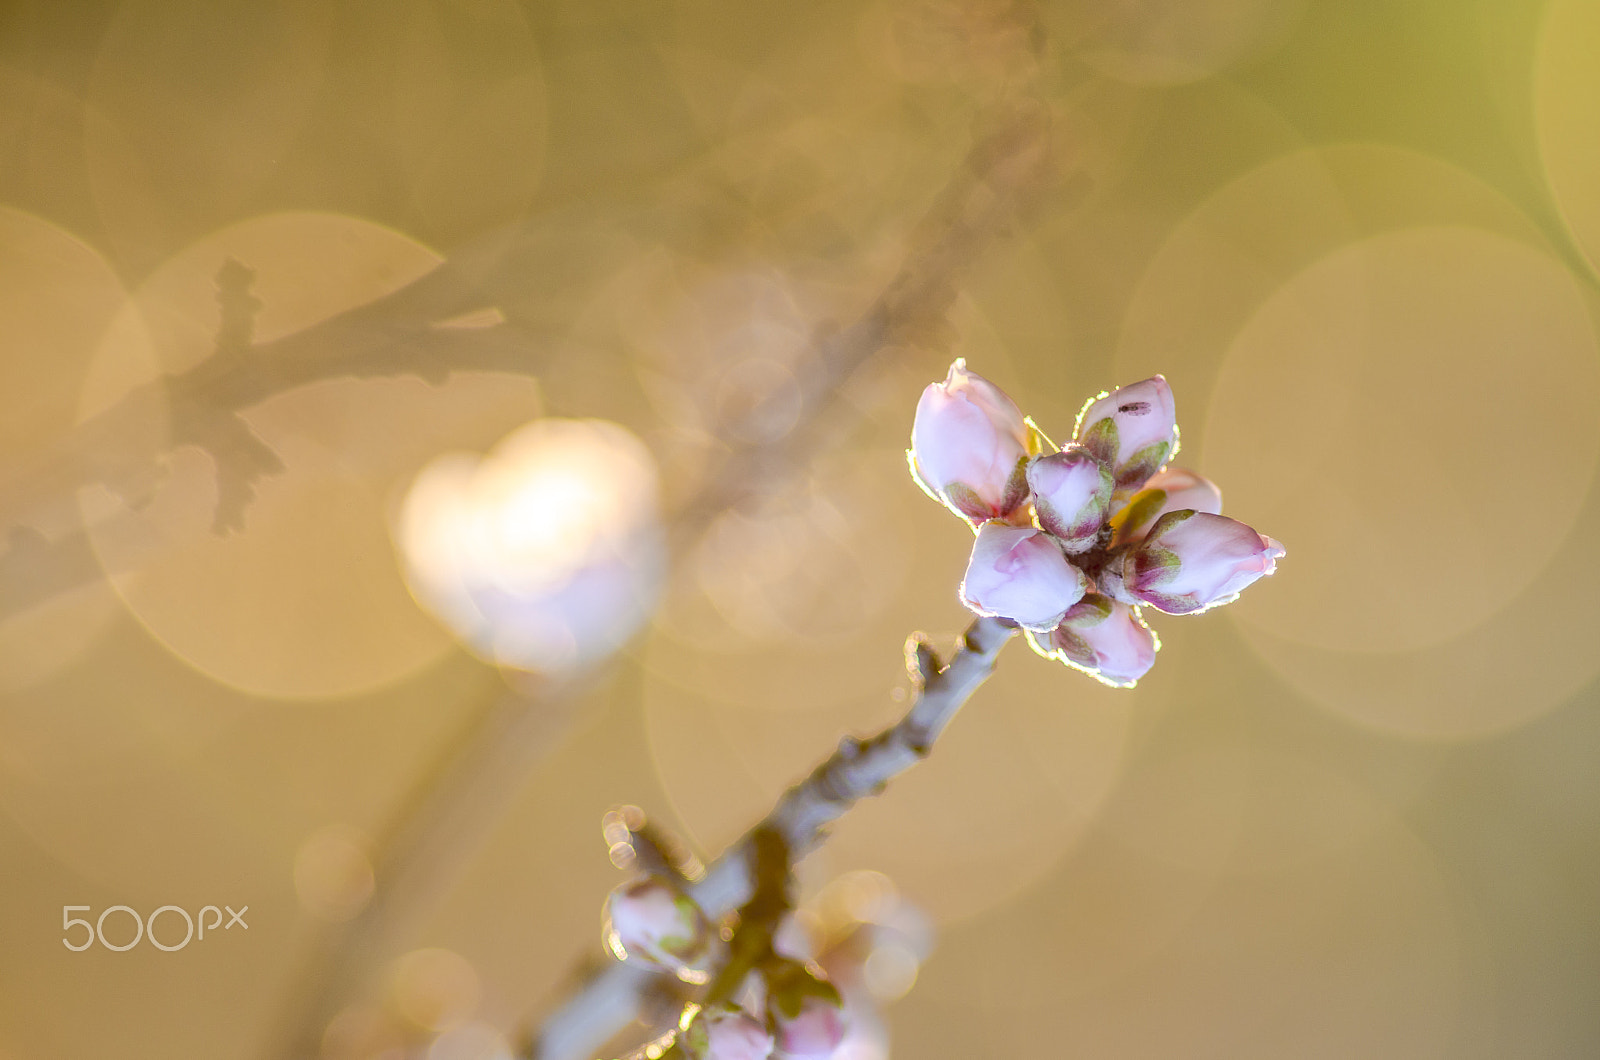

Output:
xmin=772 ymin=995 xmax=848 ymax=1060
xmin=1074 ymin=376 xmax=1177 ymax=491
xmin=960 ymin=522 xmax=1089 ymax=631
xmin=1109 ymin=467 xmax=1223 ymax=547
xmin=1039 ymin=594 xmax=1159 ymax=688
xmin=681 ymin=1002 xmax=775 ymax=1060
xmin=603 ymin=877 xmax=711 ymax=974
xmin=766 ymin=966 xmax=849 ymax=1060
xmin=1121 ymin=511 xmax=1284 ymax=615
xmin=910 ymin=360 xmax=1030 ymax=525
xmin=1026 ymin=446 xmax=1113 ymax=552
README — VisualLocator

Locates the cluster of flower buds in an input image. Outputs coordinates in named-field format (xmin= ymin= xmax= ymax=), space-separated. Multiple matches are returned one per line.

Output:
xmin=762 ymin=961 xmax=849 ymax=1060
xmin=603 ymin=876 xmax=853 ymax=1060
xmin=679 ymin=1002 xmax=777 ymax=1060
xmin=661 ymin=969 xmax=850 ymax=1060
xmin=911 ymin=361 xmax=1283 ymax=686
xmin=672 ymin=961 xmax=851 ymax=1060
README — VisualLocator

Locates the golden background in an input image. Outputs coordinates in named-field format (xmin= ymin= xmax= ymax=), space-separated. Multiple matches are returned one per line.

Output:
xmin=2 ymin=0 xmax=1599 ymax=1057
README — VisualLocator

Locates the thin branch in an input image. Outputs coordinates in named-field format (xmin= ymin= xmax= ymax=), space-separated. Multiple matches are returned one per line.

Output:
xmin=234 ymin=91 xmax=1053 ymax=1060
xmin=255 ymin=99 xmax=1052 ymax=1060
xmin=263 ymin=669 xmax=595 ymax=1060
xmin=700 ymin=826 xmax=792 ymax=1007
xmin=0 ymin=250 xmax=539 ymax=616
xmin=524 ymin=615 xmax=1017 ymax=1060
xmin=0 ymin=101 xmax=1051 ymax=622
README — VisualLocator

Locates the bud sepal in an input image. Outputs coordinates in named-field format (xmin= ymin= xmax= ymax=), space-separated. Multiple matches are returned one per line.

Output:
xmin=1027 ymin=594 xmax=1160 ymax=687
xmin=1122 ymin=510 xmax=1284 ymax=615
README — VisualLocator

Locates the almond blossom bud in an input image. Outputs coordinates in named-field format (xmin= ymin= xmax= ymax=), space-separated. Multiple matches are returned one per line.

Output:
xmin=960 ymin=522 xmax=1089 ymax=631
xmin=1074 ymin=376 xmax=1178 ymax=491
xmin=681 ymin=1002 xmax=775 ymax=1060
xmin=1040 ymin=594 xmax=1159 ymax=688
xmin=910 ymin=359 xmax=1030 ymax=525
xmin=1109 ymin=467 xmax=1223 ymax=547
xmin=1027 ymin=446 xmax=1113 ymax=552
xmin=772 ymin=995 xmax=848 ymax=1060
xmin=766 ymin=962 xmax=848 ymax=1060
xmin=603 ymin=877 xmax=712 ymax=974
xmin=1121 ymin=511 xmax=1284 ymax=615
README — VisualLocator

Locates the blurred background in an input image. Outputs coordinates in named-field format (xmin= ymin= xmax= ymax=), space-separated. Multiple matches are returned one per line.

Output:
xmin=2 ymin=0 xmax=1599 ymax=1057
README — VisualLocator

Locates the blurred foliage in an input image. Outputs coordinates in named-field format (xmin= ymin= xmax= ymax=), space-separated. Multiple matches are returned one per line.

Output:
xmin=1 ymin=0 xmax=1599 ymax=1058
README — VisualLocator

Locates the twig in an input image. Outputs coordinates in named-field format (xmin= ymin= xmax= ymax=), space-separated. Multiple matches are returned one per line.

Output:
xmin=255 ymin=99 xmax=1052 ymax=1060
xmin=264 ymin=668 xmax=595 ymax=1060
xmin=524 ymin=615 xmax=1017 ymax=1060
xmin=0 ymin=101 xmax=1051 ymax=623
xmin=215 ymin=87 xmax=1054 ymax=1060
xmin=0 ymin=250 xmax=535 ymax=617
xmin=701 ymin=826 xmax=792 ymax=1007
xmin=0 ymin=234 xmax=543 ymax=532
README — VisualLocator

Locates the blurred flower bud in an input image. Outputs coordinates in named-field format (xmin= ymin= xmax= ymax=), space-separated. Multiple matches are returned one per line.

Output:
xmin=1074 ymin=376 xmax=1177 ymax=491
xmin=959 ymin=522 xmax=1088 ymax=631
xmin=1026 ymin=446 xmax=1113 ymax=552
xmin=772 ymin=995 xmax=848 ymax=1060
xmin=396 ymin=419 xmax=663 ymax=674
xmin=1109 ymin=467 xmax=1223 ymax=547
xmin=681 ymin=1002 xmax=775 ymax=1060
xmin=1039 ymin=594 xmax=1159 ymax=688
xmin=1121 ymin=511 xmax=1284 ymax=615
xmin=603 ymin=877 xmax=712 ymax=974
xmin=766 ymin=962 xmax=848 ymax=1060
xmin=909 ymin=359 xmax=1029 ymax=526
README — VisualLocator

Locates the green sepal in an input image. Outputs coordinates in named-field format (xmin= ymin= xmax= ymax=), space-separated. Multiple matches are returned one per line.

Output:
xmin=1060 ymin=593 xmax=1114 ymax=628
xmin=1128 ymin=542 xmax=1181 ymax=587
xmin=1052 ymin=626 xmax=1096 ymax=668
xmin=1144 ymin=508 xmax=1196 ymax=542
xmin=942 ymin=481 xmax=994 ymax=525
xmin=765 ymin=959 xmax=843 ymax=1020
xmin=999 ymin=454 xmax=1031 ymax=515
xmin=1136 ymin=588 xmax=1199 ymax=615
xmin=1108 ymin=487 xmax=1167 ymax=542
xmin=1078 ymin=415 xmax=1118 ymax=467
xmin=1116 ymin=440 xmax=1171 ymax=491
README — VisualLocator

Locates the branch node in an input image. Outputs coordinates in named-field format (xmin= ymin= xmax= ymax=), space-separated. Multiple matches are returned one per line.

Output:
xmin=904 ymin=633 xmax=941 ymax=688
xmin=214 ymin=257 xmax=262 ymax=357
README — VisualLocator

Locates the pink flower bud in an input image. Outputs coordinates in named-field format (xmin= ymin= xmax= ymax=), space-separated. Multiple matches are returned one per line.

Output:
xmin=603 ymin=877 xmax=711 ymax=973
xmin=1122 ymin=511 xmax=1284 ymax=615
xmin=1109 ymin=467 xmax=1223 ymax=547
xmin=772 ymin=994 xmax=848 ymax=1060
xmin=960 ymin=522 xmax=1089 ymax=631
xmin=681 ymin=1003 xmax=775 ymax=1060
xmin=910 ymin=360 xmax=1030 ymax=525
xmin=1039 ymin=594 xmax=1159 ymax=687
xmin=1074 ymin=376 xmax=1178 ymax=491
xmin=1026 ymin=446 xmax=1113 ymax=552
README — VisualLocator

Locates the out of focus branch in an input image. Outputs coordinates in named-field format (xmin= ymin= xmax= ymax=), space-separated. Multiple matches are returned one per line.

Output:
xmin=0 ymin=227 xmax=550 ymax=618
xmin=524 ymin=615 xmax=1017 ymax=1060
xmin=264 ymin=99 xmax=1053 ymax=1060
xmin=674 ymin=101 xmax=1054 ymax=544
xmin=0 ymin=98 xmax=1051 ymax=620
